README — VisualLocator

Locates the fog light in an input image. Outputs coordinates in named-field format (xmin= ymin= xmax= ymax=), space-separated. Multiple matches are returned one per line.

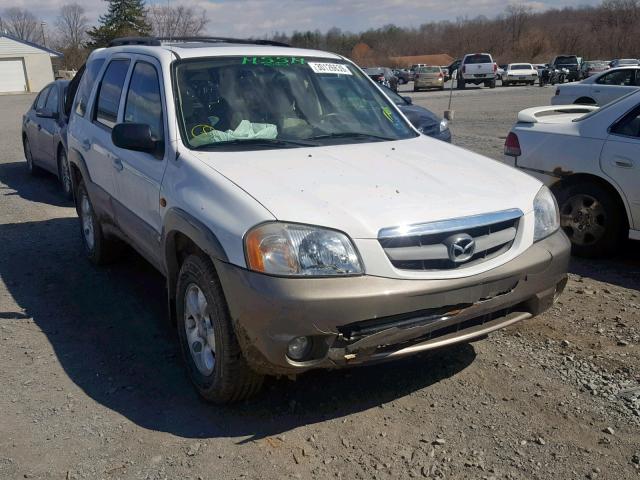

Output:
xmin=287 ymin=336 xmax=311 ymax=361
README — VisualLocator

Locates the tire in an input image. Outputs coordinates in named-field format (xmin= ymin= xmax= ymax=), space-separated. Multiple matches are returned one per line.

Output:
xmin=176 ymin=254 xmax=264 ymax=403
xmin=503 ymin=80 xmax=509 ymax=87
xmin=489 ymin=79 xmax=496 ymax=89
xmin=57 ymin=147 xmax=73 ymax=199
xmin=23 ymin=137 xmax=42 ymax=176
xmin=413 ymin=87 xmax=419 ymax=92
xmin=76 ymin=180 xmax=122 ymax=265
xmin=457 ymin=79 xmax=465 ymax=90
xmin=556 ymin=182 xmax=625 ymax=258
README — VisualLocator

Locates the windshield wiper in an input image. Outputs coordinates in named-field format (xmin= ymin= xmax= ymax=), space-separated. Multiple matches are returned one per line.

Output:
xmin=192 ymin=138 xmax=316 ymax=150
xmin=306 ymin=132 xmax=396 ymax=142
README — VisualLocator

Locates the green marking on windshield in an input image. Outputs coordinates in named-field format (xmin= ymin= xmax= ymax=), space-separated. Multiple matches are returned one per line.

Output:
xmin=382 ymin=106 xmax=394 ymax=122
xmin=241 ymin=56 xmax=305 ymax=67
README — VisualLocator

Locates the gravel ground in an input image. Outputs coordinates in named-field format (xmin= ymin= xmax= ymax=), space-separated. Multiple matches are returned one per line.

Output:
xmin=0 ymin=85 xmax=638 ymax=480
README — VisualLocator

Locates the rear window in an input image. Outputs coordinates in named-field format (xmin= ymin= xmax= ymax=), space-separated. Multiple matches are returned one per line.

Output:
xmin=465 ymin=54 xmax=491 ymax=64
xmin=511 ymin=64 xmax=532 ymax=70
xmin=418 ymin=66 xmax=440 ymax=73
xmin=555 ymin=56 xmax=578 ymax=65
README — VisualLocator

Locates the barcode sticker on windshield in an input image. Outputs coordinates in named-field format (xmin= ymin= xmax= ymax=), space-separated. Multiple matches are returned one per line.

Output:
xmin=308 ymin=62 xmax=352 ymax=75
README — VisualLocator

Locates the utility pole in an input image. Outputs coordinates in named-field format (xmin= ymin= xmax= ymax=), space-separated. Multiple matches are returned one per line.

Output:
xmin=40 ymin=22 xmax=47 ymax=47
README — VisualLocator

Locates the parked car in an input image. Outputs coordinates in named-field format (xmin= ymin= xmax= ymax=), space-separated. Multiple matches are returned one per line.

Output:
xmin=503 ymin=91 xmax=640 ymax=257
xmin=496 ymin=64 xmax=507 ymax=82
xmin=458 ymin=53 xmax=497 ymax=89
xmin=66 ymin=37 xmax=569 ymax=403
xmin=363 ymin=67 xmax=398 ymax=92
xmin=579 ymin=60 xmax=609 ymax=79
xmin=413 ymin=65 xmax=445 ymax=91
xmin=22 ymin=79 xmax=73 ymax=198
xmin=502 ymin=63 xmax=538 ymax=86
xmin=551 ymin=66 xmax=640 ymax=105
xmin=550 ymin=55 xmax=580 ymax=82
xmin=609 ymin=58 xmax=639 ymax=68
xmin=393 ymin=68 xmax=410 ymax=85
xmin=445 ymin=59 xmax=461 ymax=82
xmin=379 ymin=85 xmax=451 ymax=141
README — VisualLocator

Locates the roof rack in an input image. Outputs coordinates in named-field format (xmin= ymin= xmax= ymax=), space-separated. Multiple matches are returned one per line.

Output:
xmin=107 ymin=36 xmax=289 ymax=48
xmin=108 ymin=37 xmax=161 ymax=47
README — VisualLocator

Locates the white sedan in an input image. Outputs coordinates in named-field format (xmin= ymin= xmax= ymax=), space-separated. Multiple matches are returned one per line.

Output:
xmin=503 ymin=91 xmax=640 ymax=257
xmin=551 ymin=66 xmax=640 ymax=106
xmin=502 ymin=63 xmax=538 ymax=86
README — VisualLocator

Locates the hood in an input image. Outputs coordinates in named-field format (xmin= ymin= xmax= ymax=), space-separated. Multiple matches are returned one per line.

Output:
xmin=398 ymin=104 xmax=440 ymax=130
xmin=193 ymin=137 xmax=542 ymax=239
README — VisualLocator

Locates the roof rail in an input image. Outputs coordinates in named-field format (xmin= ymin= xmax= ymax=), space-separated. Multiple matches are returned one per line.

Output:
xmin=108 ymin=37 xmax=161 ymax=47
xmin=157 ymin=36 xmax=290 ymax=47
xmin=107 ymin=36 xmax=289 ymax=48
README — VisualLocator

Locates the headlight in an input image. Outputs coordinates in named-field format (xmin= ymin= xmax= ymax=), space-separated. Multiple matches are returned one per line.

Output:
xmin=439 ymin=119 xmax=449 ymax=132
xmin=245 ymin=222 xmax=363 ymax=276
xmin=533 ymin=186 xmax=560 ymax=241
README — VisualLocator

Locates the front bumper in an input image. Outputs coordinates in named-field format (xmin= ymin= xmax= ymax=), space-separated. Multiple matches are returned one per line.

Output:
xmin=215 ymin=230 xmax=570 ymax=375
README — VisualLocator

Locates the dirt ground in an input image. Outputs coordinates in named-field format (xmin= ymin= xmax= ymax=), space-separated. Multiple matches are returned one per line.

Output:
xmin=0 ymin=84 xmax=638 ymax=480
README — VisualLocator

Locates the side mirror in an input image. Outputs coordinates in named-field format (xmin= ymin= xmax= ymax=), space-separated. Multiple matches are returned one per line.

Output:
xmin=402 ymin=96 xmax=413 ymax=105
xmin=36 ymin=108 xmax=58 ymax=119
xmin=112 ymin=123 xmax=157 ymax=154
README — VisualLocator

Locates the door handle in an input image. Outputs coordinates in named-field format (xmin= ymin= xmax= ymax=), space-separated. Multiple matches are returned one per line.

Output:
xmin=613 ymin=156 xmax=633 ymax=168
xmin=81 ymin=139 xmax=91 ymax=151
xmin=112 ymin=158 xmax=124 ymax=172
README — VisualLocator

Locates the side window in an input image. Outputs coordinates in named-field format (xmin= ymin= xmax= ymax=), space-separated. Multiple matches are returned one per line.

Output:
xmin=74 ymin=58 xmax=105 ymax=117
xmin=44 ymin=86 xmax=59 ymax=113
xmin=94 ymin=59 xmax=131 ymax=129
xmin=124 ymin=62 xmax=164 ymax=148
xmin=597 ymin=70 xmax=634 ymax=86
xmin=36 ymin=87 xmax=50 ymax=110
xmin=611 ymin=106 xmax=640 ymax=138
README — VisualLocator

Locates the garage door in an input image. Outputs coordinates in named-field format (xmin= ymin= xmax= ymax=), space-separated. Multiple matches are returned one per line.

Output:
xmin=0 ymin=59 xmax=27 ymax=93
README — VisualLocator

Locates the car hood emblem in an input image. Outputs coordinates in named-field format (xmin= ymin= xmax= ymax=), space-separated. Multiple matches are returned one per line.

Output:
xmin=444 ymin=233 xmax=476 ymax=263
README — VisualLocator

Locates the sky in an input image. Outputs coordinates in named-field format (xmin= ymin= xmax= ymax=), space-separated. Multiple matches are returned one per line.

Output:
xmin=1 ymin=0 xmax=603 ymax=38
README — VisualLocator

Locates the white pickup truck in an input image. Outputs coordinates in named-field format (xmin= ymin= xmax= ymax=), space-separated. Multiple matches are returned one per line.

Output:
xmin=458 ymin=53 xmax=497 ymax=89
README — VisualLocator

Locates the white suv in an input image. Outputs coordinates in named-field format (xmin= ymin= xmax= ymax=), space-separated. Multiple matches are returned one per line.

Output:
xmin=66 ymin=37 xmax=569 ymax=402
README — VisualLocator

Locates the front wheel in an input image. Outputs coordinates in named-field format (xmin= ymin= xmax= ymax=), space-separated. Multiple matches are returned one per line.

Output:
xmin=457 ymin=79 xmax=466 ymax=89
xmin=58 ymin=148 xmax=73 ymax=199
xmin=24 ymin=137 xmax=42 ymax=176
xmin=176 ymin=254 xmax=264 ymax=403
xmin=557 ymin=182 xmax=625 ymax=258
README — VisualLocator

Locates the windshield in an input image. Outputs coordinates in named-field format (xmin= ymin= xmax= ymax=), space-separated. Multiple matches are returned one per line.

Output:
xmin=174 ymin=57 xmax=416 ymax=150
xmin=511 ymin=64 xmax=532 ymax=70
xmin=555 ymin=56 xmax=578 ymax=65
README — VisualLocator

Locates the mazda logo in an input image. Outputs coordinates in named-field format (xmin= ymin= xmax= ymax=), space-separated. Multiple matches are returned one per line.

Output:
xmin=445 ymin=233 xmax=476 ymax=263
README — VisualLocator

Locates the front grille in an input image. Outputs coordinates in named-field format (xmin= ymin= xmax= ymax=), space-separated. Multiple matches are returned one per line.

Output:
xmin=379 ymin=209 xmax=522 ymax=271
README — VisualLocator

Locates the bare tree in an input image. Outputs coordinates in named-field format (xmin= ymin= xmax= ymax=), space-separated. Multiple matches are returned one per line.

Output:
xmin=505 ymin=3 xmax=532 ymax=44
xmin=147 ymin=5 xmax=208 ymax=38
xmin=55 ymin=3 xmax=88 ymax=49
xmin=1 ymin=7 xmax=40 ymax=42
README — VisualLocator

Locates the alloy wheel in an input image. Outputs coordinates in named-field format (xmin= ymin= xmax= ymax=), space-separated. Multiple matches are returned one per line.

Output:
xmin=184 ymin=283 xmax=216 ymax=376
xmin=560 ymin=193 xmax=606 ymax=246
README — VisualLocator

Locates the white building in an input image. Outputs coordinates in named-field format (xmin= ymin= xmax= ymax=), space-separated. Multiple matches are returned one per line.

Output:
xmin=0 ymin=34 xmax=62 ymax=94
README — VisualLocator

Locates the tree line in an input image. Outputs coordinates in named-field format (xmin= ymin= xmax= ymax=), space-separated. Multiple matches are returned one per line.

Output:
xmin=271 ymin=0 xmax=639 ymax=65
xmin=0 ymin=0 xmax=638 ymax=71
xmin=0 ymin=0 xmax=208 ymax=70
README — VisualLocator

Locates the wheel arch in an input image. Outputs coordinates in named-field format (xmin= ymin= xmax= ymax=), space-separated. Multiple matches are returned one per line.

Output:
xmin=550 ymin=172 xmax=631 ymax=231
xmin=163 ymin=208 xmax=229 ymax=325
xmin=574 ymin=97 xmax=596 ymax=105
